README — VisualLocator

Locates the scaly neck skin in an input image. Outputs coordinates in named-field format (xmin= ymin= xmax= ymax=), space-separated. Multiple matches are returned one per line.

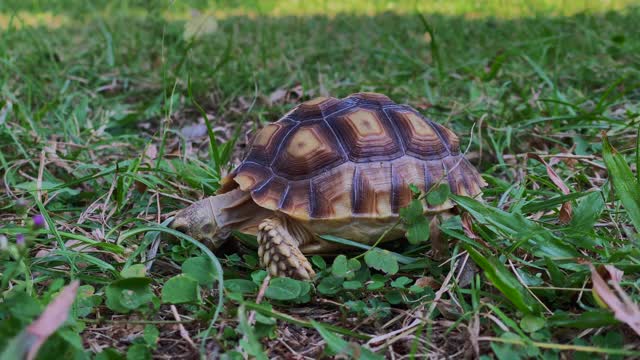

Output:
xmin=212 ymin=189 xmax=272 ymax=237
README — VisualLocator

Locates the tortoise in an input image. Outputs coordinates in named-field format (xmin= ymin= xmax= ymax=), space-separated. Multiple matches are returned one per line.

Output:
xmin=171 ymin=92 xmax=486 ymax=280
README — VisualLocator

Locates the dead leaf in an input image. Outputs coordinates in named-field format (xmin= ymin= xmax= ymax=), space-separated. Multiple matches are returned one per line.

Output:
xmin=267 ymin=85 xmax=307 ymax=106
xmin=140 ymin=143 xmax=158 ymax=174
xmin=559 ymin=201 xmax=573 ymax=224
xmin=415 ymin=98 xmax=433 ymax=110
xmin=134 ymin=180 xmax=148 ymax=193
xmin=455 ymin=255 xmax=478 ymax=288
xmin=415 ymin=276 xmax=440 ymax=289
xmin=26 ymin=280 xmax=80 ymax=360
xmin=423 ymin=31 xmax=432 ymax=44
xmin=436 ymin=299 xmax=462 ymax=320
xmin=527 ymin=153 xmax=573 ymax=223
xmin=430 ymin=216 xmax=447 ymax=260
xmin=144 ymin=144 xmax=157 ymax=161
xmin=461 ymin=213 xmax=479 ymax=239
xmin=288 ymin=84 xmax=304 ymax=101
xmin=181 ymin=123 xmax=208 ymax=139
xmin=590 ymin=264 xmax=640 ymax=337
xmin=268 ymin=88 xmax=287 ymax=105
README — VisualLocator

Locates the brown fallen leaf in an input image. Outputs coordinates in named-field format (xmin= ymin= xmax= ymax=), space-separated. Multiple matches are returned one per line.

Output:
xmin=527 ymin=153 xmax=572 ymax=223
xmin=590 ymin=264 xmax=640 ymax=337
xmin=461 ymin=213 xmax=491 ymax=249
xmin=144 ymin=143 xmax=158 ymax=162
xmin=268 ymin=88 xmax=287 ymax=105
xmin=415 ymin=276 xmax=440 ymax=289
xmin=461 ymin=212 xmax=479 ymax=240
xmin=288 ymin=84 xmax=304 ymax=101
xmin=436 ymin=299 xmax=463 ymax=320
xmin=267 ymin=85 xmax=307 ymax=106
xmin=181 ymin=123 xmax=208 ymax=139
xmin=27 ymin=280 xmax=80 ymax=360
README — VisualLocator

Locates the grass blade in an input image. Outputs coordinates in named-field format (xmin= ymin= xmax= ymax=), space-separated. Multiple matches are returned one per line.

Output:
xmin=319 ymin=234 xmax=417 ymax=264
xmin=311 ymin=320 xmax=383 ymax=359
xmin=464 ymin=245 xmax=540 ymax=315
xmin=637 ymin=127 xmax=640 ymax=184
xmin=187 ymin=74 xmax=221 ymax=176
xmin=451 ymin=195 xmax=580 ymax=260
xmin=479 ymin=336 xmax=640 ymax=357
xmin=521 ymin=192 xmax=590 ymax=213
xmin=602 ymin=133 xmax=640 ymax=233
xmin=244 ymin=302 xmax=371 ymax=340
xmin=416 ymin=12 xmax=443 ymax=78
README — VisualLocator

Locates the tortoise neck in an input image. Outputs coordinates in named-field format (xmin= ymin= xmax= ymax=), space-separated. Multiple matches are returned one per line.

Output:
xmin=212 ymin=189 xmax=271 ymax=236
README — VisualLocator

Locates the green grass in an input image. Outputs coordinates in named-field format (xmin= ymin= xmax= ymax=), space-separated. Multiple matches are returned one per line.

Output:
xmin=1 ymin=0 xmax=640 ymax=358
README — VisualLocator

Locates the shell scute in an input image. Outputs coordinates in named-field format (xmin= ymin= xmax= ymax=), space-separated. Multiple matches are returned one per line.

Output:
xmin=347 ymin=92 xmax=395 ymax=106
xmin=284 ymin=96 xmax=342 ymax=121
xmin=272 ymin=120 xmax=346 ymax=179
xmin=278 ymin=180 xmax=311 ymax=220
xmin=251 ymin=176 xmax=288 ymax=211
xmin=309 ymin=163 xmax=355 ymax=219
xmin=352 ymin=162 xmax=393 ymax=217
xmin=386 ymin=108 xmax=453 ymax=160
xmin=330 ymin=107 xmax=403 ymax=162
xmin=390 ymin=157 xmax=426 ymax=214
xmin=244 ymin=119 xmax=296 ymax=164
xmin=233 ymin=162 xmax=272 ymax=191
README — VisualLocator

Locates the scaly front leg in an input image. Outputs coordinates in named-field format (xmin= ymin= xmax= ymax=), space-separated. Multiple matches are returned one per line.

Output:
xmin=257 ymin=217 xmax=315 ymax=280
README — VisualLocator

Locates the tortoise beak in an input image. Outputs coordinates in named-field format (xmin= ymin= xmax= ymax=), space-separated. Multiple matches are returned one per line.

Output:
xmin=171 ymin=198 xmax=226 ymax=249
xmin=170 ymin=214 xmax=190 ymax=234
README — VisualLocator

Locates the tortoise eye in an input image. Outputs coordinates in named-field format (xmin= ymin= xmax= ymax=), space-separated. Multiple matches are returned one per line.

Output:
xmin=173 ymin=224 xmax=188 ymax=233
xmin=200 ymin=223 xmax=214 ymax=235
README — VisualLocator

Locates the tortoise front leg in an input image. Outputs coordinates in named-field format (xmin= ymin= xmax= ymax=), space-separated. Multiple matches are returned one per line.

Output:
xmin=257 ymin=217 xmax=316 ymax=280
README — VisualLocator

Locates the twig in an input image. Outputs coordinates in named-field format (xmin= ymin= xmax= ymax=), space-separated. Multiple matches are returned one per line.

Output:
xmin=508 ymin=259 xmax=553 ymax=314
xmin=477 ymin=336 xmax=640 ymax=356
xmin=148 ymin=188 xmax=194 ymax=203
xmin=503 ymin=152 xmax=607 ymax=170
xmin=170 ymin=305 xmax=198 ymax=352
xmin=469 ymin=312 xmax=480 ymax=357
xmin=367 ymin=256 xmax=458 ymax=349
xmin=484 ymin=313 xmax=509 ymax=332
xmin=145 ymin=193 xmax=162 ymax=271
xmin=84 ymin=318 xmax=194 ymax=325
xmin=248 ymin=274 xmax=271 ymax=325
xmin=277 ymin=338 xmax=314 ymax=360
xmin=504 ymin=153 xmax=597 ymax=160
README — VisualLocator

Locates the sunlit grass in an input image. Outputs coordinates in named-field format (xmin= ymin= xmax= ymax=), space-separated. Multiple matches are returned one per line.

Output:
xmin=0 ymin=11 xmax=69 ymax=29
xmin=3 ymin=0 xmax=636 ymax=30
xmin=170 ymin=0 xmax=639 ymax=19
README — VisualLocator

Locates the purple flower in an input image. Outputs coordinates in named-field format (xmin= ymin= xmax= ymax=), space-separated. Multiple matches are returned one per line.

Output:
xmin=32 ymin=214 xmax=46 ymax=229
xmin=16 ymin=234 xmax=25 ymax=246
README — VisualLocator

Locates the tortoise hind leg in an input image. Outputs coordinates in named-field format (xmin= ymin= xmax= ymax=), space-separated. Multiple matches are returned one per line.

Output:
xmin=257 ymin=217 xmax=316 ymax=280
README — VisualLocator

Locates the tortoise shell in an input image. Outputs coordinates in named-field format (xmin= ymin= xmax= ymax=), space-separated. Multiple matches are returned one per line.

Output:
xmin=220 ymin=92 xmax=485 ymax=222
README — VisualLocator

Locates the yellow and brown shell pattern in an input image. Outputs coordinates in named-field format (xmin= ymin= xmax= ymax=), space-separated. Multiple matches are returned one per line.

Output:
xmin=221 ymin=92 xmax=486 ymax=222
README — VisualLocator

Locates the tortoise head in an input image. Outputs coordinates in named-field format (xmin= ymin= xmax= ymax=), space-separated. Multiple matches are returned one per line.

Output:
xmin=171 ymin=197 xmax=227 ymax=249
